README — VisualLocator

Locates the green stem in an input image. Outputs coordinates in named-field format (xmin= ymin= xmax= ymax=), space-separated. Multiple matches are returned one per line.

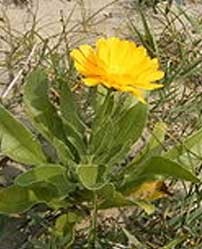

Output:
xmin=88 ymin=191 xmax=98 ymax=248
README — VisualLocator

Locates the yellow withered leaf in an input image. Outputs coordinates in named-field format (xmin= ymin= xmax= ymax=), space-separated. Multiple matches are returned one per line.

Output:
xmin=128 ymin=181 xmax=172 ymax=201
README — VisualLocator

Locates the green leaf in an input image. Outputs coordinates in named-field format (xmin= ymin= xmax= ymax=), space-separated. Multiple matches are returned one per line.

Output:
xmin=96 ymin=183 xmax=114 ymax=200
xmin=113 ymin=102 xmax=148 ymax=146
xmin=92 ymin=90 xmax=115 ymax=133
xmin=98 ymin=185 xmax=130 ymax=209
xmin=144 ymin=122 xmax=167 ymax=153
xmin=122 ymin=156 xmax=199 ymax=193
xmin=77 ymin=164 xmax=98 ymax=190
xmin=134 ymin=200 xmax=155 ymax=215
xmin=0 ymin=185 xmax=36 ymax=214
xmin=62 ymin=119 xmax=86 ymax=157
xmin=30 ymin=182 xmax=59 ymax=203
xmin=77 ymin=164 xmax=106 ymax=190
xmin=0 ymin=104 xmax=46 ymax=165
xmin=105 ymin=140 xmax=132 ymax=167
xmin=0 ymin=182 xmax=60 ymax=215
xmin=60 ymin=80 xmax=84 ymax=134
xmin=24 ymin=69 xmax=74 ymax=164
xmin=140 ymin=157 xmax=199 ymax=182
xmin=104 ymin=102 xmax=147 ymax=165
xmin=97 ymin=183 xmax=154 ymax=214
xmin=53 ymin=212 xmax=79 ymax=247
xmin=59 ymin=79 xmax=86 ymax=156
xmin=15 ymin=165 xmax=75 ymax=197
xmin=127 ymin=122 xmax=167 ymax=168
xmin=89 ymin=117 xmax=115 ymax=158
xmin=54 ymin=212 xmax=79 ymax=236
xmin=15 ymin=165 xmax=66 ymax=187
xmin=91 ymin=102 xmax=147 ymax=166
xmin=164 ymin=127 xmax=202 ymax=165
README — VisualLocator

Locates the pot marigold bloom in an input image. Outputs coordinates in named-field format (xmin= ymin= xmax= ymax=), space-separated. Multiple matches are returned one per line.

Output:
xmin=70 ymin=37 xmax=164 ymax=103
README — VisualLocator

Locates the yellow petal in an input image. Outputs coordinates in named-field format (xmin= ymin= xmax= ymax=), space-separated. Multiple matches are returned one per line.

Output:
xmin=138 ymin=83 xmax=164 ymax=90
xmin=140 ymin=71 xmax=165 ymax=82
xmin=83 ymin=77 xmax=100 ymax=86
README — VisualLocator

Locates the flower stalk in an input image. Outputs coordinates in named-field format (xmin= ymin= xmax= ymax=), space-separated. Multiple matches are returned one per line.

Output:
xmin=88 ymin=191 xmax=98 ymax=248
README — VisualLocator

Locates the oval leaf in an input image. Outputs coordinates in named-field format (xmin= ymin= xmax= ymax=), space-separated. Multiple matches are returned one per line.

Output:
xmin=77 ymin=164 xmax=106 ymax=190
xmin=0 ymin=185 xmax=36 ymax=214
xmin=15 ymin=165 xmax=66 ymax=187
xmin=24 ymin=69 xmax=74 ymax=164
xmin=0 ymin=104 xmax=46 ymax=165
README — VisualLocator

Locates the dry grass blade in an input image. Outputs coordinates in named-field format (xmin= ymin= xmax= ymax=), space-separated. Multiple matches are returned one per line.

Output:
xmin=1 ymin=44 xmax=37 ymax=100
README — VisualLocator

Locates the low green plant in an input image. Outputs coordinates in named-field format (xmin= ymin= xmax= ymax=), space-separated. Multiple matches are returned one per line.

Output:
xmin=0 ymin=58 xmax=201 ymax=248
xmin=0 ymin=1 xmax=201 ymax=248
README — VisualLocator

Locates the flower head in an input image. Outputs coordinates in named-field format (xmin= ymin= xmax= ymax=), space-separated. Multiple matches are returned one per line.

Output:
xmin=70 ymin=37 xmax=164 ymax=103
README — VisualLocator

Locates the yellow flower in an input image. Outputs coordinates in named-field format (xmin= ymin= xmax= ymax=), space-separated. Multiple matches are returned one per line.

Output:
xmin=70 ymin=37 xmax=164 ymax=103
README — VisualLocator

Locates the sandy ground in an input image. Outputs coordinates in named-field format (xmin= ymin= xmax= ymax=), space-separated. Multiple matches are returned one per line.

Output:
xmin=1 ymin=0 xmax=201 ymax=35
xmin=0 ymin=0 xmax=130 ymax=38
xmin=0 ymin=0 xmax=202 ymax=51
